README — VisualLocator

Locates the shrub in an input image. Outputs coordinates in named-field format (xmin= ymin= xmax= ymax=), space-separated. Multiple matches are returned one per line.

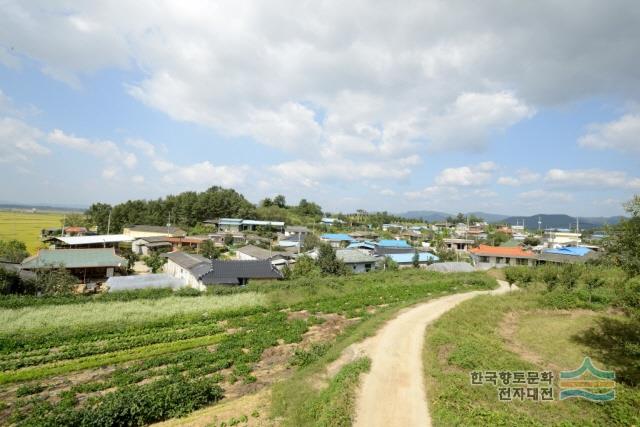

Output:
xmin=291 ymin=343 xmax=329 ymax=367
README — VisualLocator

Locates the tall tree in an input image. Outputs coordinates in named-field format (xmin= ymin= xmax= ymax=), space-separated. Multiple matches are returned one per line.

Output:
xmin=0 ymin=240 xmax=29 ymax=263
xmin=604 ymin=195 xmax=640 ymax=276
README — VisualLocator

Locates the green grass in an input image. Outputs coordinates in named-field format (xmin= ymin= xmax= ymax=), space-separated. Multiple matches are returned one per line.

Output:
xmin=0 ymin=210 xmax=64 ymax=254
xmin=0 ymin=292 xmax=267 ymax=335
xmin=423 ymin=289 xmax=640 ymax=426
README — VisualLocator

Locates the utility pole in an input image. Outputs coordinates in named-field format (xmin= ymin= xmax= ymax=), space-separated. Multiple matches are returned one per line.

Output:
xmin=107 ymin=210 xmax=112 ymax=235
xmin=61 ymin=214 xmax=66 ymax=236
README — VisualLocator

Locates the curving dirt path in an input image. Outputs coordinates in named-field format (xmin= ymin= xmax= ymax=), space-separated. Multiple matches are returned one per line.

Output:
xmin=350 ymin=280 xmax=513 ymax=427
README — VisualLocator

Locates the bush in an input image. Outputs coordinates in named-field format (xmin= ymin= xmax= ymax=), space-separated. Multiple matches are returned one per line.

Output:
xmin=291 ymin=343 xmax=329 ymax=367
xmin=20 ymin=375 xmax=224 ymax=426
xmin=174 ymin=287 xmax=202 ymax=297
xmin=292 ymin=255 xmax=322 ymax=279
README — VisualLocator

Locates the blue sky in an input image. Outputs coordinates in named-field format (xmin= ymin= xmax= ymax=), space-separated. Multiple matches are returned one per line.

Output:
xmin=1 ymin=1 xmax=639 ymax=216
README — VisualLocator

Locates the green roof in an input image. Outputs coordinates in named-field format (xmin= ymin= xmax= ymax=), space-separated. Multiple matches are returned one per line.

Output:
xmin=500 ymin=239 xmax=521 ymax=247
xmin=22 ymin=248 xmax=126 ymax=269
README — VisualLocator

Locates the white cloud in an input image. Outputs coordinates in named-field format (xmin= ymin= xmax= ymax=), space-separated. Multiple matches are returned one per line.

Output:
xmin=123 ymin=152 xmax=137 ymax=169
xmin=497 ymin=169 xmax=540 ymax=186
xmin=578 ymin=114 xmax=640 ymax=153
xmin=132 ymin=175 xmax=145 ymax=184
xmin=163 ymin=161 xmax=248 ymax=188
xmin=425 ymin=92 xmax=534 ymax=151
xmin=545 ymin=168 xmax=640 ymax=189
xmin=0 ymin=117 xmax=49 ymax=162
xmin=435 ymin=161 xmax=497 ymax=187
xmin=518 ymin=189 xmax=573 ymax=203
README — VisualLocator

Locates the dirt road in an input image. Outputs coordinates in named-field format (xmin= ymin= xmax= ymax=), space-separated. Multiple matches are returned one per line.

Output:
xmin=351 ymin=280 xmax=512 ymax=427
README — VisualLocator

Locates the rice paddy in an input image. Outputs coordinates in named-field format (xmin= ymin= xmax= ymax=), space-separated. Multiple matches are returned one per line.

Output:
xmin=0 ymin=210 xmax=65 ymax=254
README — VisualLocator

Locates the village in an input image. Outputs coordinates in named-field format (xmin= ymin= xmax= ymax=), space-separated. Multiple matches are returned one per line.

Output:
xmin=4 ymin=208 xmax=604 ymax=294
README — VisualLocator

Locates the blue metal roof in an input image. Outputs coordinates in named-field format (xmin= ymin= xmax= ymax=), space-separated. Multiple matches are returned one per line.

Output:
xmin=387 ymin=252 xmax=439 ymax=263
xmin=321 ymin=233 xmax=355 ymax=241
xmin=377 ymin=239 xmax=411 ymax=248
xmin=347 ymin=242 xmax=376 ymax=250
xmin=543 ymin=246 xmax=592 ymax=256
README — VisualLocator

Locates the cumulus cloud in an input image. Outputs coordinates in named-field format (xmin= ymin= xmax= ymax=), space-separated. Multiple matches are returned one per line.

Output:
xmin=497 ymin=169 xmax=540 ymax=186
xmin=545 ymin=168 xmax=640 ymax=189
xmin=435 ymin=161 xmax=497 ymax=187
xmin=425 ymin=92 xmax=534 ymax=151
xmin=518 ymin=189 xmax=573 ymax=203
xmin=0 ymin=117 xmax=50 ymax=162
xmin=162 ymin=161 xmax=248 ymax=188
xmin=578 ymin=114 xmax=640 ymax=153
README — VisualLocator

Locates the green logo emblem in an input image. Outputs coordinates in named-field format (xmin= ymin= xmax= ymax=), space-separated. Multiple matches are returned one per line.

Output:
xmin=559 ymin=357 xmax=615 ymax=401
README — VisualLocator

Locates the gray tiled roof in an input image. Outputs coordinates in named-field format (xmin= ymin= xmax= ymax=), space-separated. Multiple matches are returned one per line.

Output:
xmin=127 ymin=225 xmax=186 ymax=236
xmin=336 ymin=249 xmax=378 ymax=264
xmin=164 ymin=251 xmax=210 ymax=270
xmin=199 ymin=260 xmax=283 ymax=285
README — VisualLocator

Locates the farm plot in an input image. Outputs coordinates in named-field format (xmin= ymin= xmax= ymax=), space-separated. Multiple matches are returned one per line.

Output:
xmin=0 ymin=270 xmax=496 ymax=426
xmin=0 ymin=211 xmax=65 ymax=254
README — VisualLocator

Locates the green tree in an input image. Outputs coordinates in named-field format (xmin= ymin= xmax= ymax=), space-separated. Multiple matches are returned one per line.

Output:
xmin=144 ymin=252 xmax=166 ymax=273
xmin=223 ymin=234 xmax=234 ymax=246
xmin=523 ymin=236 xmax=541 ymax=246
xmin=540 ymin=265 xmax=560 ymax=291
xmin=260 ymin=198 xmax=273 ymax=207
xmin=85 ymin=203 xmax=112 ymax=234
xmin=201 ymin=240 xmax=220 ymax=259
xmin=296 ymin=199 xmax=323 ymax=217
xmin=302 ymin=234 xmax=321 ymax=252
xmin=604 ymin=195 xmax=640 ymax=276
xmin=291 ymin=255 xmax=321 ymax=278
xmin=34 ymin=267 xmax=78 ymax=295
xmin=273 ymin=195 xmax=287 ymax=209
xmin=583 ymin=271 xmax=605 ymax=304
xmin=382 ymin=256 xmax=399 ymax=271
xmin=412 ymin=250 xmax=420 ymax=268
xmin=504 ymin=267 xmax=520 ymax=289
xmin=0 ymin=240 xmax=29 ymax=263
xmin=559 ymin=264 xmax=579 ymax=290
xmin=316 ymin=243 xmax=348 ymax=275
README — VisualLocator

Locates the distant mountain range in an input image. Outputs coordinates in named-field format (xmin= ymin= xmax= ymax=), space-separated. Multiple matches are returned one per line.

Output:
xmin=0 ymin=202 xmax=86 ymax=213
xmin=399 ymin=211 xmax=623 ymax=230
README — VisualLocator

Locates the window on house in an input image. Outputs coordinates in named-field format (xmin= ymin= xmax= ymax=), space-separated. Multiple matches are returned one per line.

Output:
xmin=480 ymin=256 xmax=489 ymax=263
xmin=496 ymin=257 xmax=504 ymax=264
xmin=365 ymin=263 xmax=372 ymax=272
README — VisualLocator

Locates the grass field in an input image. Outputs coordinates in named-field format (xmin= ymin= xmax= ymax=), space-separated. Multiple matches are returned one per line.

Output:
xmin=0 ymin=269 xmax=496 ymax=426
xmin=0 ymin=210 xmax=65 ymax=254
xmin=423 ymin=289 xmax=640 ymax=426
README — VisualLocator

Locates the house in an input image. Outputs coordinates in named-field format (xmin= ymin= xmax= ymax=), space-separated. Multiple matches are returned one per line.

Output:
xmin=400 ymin=230 xmax=423 ymax=243
xmin=320 ymin=233 xmax=355 ymax=248
xmin=335 ymin=249 xmax=378 ymax=273
xmin=163 ymin=252 xmax=283 ymax=288
xmin=208 ymin=232 xmax=247 ymax=247
xmin=382 ymin=223 xmax=404 ymax=232
xmin=543 ymin=229 xmax=582 ymax=248
xmin=199 ymin=260 xmax=283 ymax=285
xmin=235 ymin=245 xmax=295 ymax=268
xmin=284 ymin=226 xmax=310 ymax=238
xmin=123 ymin=225 xmax=187 ymax=238
xmin=537 ymin=246 xmax=600 ymax=265
xmin=43 ymin=234 xmax=134 ymax=251
xmin=385 ymin=252 xmax=439 ymax=268
xmin=443 ymin=238 xmax=474 ymax=252
xmin=277 ymin=233 xmax=304 ymax=248
xmin=0 ymin=261 xmax=37 ymax=281
xmin=209 ymin=218 xmax=285 ymax=233
xmin=470 ymin=245 xmax=536 ymax=269
xmin=21 ymin=248 xmax=127 ymax=282
xmin=167 ymin=235 xmax=210 ymax=253
xmin=321 ymin=217 xmax=343 ymax=226
xmin=163 ymin=251 xmax=212 ymax=289
xmin=377 ymin=239 xmax=412 ymax=248
xmin=63 ymin=226 xmax=89 ymax=236
xmin=132 ymin=236 xmax=172 ymax=255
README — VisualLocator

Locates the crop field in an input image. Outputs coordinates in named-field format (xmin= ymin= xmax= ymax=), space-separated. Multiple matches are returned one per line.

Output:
xmin=0 ymin=270 xmax=495 ymax=426
xmin=0 ymin=211 xmax=65 ymax=254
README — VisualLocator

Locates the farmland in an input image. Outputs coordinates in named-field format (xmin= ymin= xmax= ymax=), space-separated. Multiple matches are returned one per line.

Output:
xmin=0 ymin=269 xmax=495 ymax=426
xmin=0 ymin=211 xmax=65 ymax=254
